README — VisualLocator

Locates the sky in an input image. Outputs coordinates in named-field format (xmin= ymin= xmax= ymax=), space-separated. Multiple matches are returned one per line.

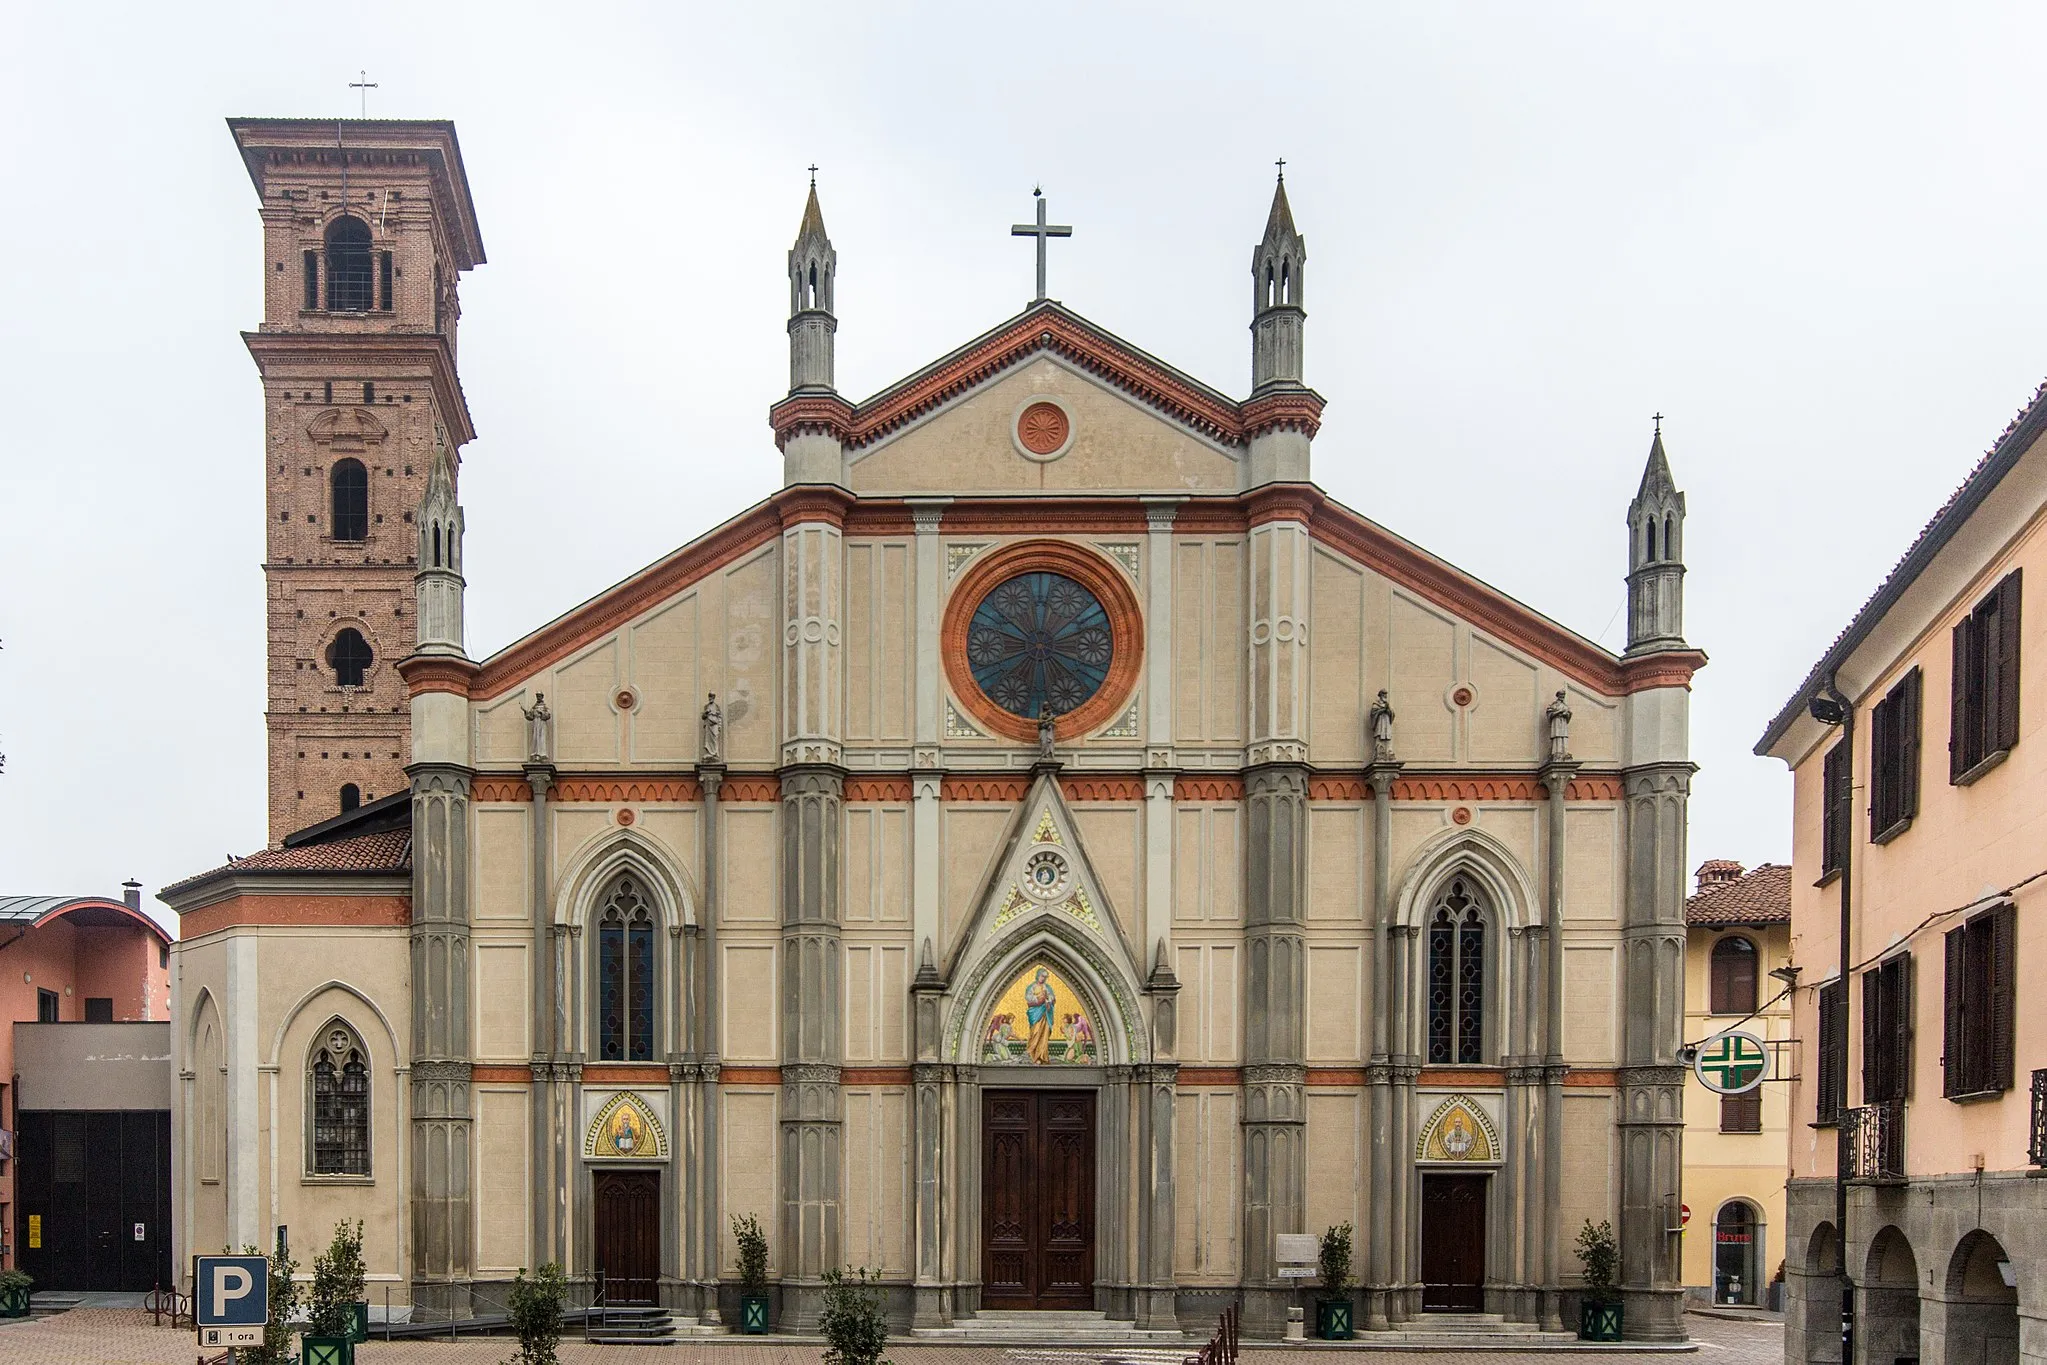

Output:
xmin=7 ymin=3 xmax=2047 ymax=925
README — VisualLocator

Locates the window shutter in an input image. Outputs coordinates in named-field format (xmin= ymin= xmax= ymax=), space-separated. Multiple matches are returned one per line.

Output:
xmin=1943 ymin=927 xmax=1966 ymax=1098
xmin=1891 ymin=954 xmax=1913 ymax=1100
xmin=1991 ymin=901 xmax=2017 ymax=1092
xmin=1902 ymin=669 xmax=1923 ymax=821
xmin=1951 ymin=619 xmax=1972 ymax=781
xmin=1862 ymin=966 xmax=1883 ymax=1103
xmin=1997 ymin=570 xmax=2023 ymax=753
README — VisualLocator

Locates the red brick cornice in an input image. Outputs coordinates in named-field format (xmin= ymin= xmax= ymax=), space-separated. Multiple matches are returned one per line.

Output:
xmin=397 ymin=654 xmax=478 ymax=698
xmin=1241 ymin=389 xmax=1326 ymax=441
xmin=768 ymin=392 xmax=856 ymax=450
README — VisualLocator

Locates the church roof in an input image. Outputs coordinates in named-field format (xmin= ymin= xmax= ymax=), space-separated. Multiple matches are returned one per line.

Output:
xmin=796 ymin=183 xmax=829 ymax=243
xmin=1756 ymin=372 xmax=2047 ymax=754
xmin=159 ymin=793 xmax=413 ymax=899
xmin=1260 ymin=177 xmax=1300 ymax=246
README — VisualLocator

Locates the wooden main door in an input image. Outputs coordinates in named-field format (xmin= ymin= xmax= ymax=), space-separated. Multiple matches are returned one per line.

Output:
xmin=1420 ymin=1173 xmax=1487 ymax=1312
xmin=982 ymin=1090 xmax=1095 ymax=1309
xmin=592 ymin=1169 xmax=661 ymax=1304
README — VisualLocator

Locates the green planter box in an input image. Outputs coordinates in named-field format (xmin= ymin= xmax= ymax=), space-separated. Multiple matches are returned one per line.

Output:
xmin=1315 ymin=1298 xmax=1353 ymax=1340
xmin=739 ymin=1292 xmax=771 ymax=1334
xmin=1578 ymin=1300 xmax=1623 ymax=1342
xmin=0 ymin=1284 xmax=30 ymax=1319
xmin=347 ymin=1301 xmax=371 ymax=1343
xmin=302 ymin=1332 xmax=356 ymax=1365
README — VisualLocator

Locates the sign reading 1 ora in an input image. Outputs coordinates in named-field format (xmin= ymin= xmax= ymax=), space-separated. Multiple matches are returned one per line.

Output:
xmin=194 ymin=1254 xmax=269 ymax=1349
xmin=1694 ymin=1030 xmax=1769 ymax=1095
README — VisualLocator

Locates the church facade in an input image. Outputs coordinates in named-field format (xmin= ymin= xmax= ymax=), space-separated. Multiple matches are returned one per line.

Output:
xmin=164 ymin=117 xmax=1704 ymax=1340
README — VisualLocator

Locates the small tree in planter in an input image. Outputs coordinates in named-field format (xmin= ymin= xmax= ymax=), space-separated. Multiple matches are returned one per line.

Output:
xmin=240 ymin=1241 xmax=301 ymax=1365
xmin=819 ymin=1267 xmax=893 ymax=1365
xmin=732 ymin=1212 xmax=771 ymax=1334
xmin=0 ymin=1268 xmax=32 ymax=1319
xmin=1574 ymin=1219 xmax=1622 ymax=1341
xmin=304 ymin=1219 xmax=368 ymax=1365
xmin=1316 ymin=1223 xmax=1355 ymax=1339
xmin=504 ymin=1262 xmax=568 ymax=1365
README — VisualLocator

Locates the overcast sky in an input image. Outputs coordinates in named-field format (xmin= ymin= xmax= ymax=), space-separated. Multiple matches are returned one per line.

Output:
xmin=7 ymin=3 xmax=2047 ymax=923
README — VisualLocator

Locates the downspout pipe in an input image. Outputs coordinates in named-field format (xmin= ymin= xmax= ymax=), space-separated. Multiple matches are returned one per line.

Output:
xmin=1813 ymin=675 xmax=1854 ymax=1360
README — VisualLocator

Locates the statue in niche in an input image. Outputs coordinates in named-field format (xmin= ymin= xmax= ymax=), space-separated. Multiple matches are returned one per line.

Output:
xmin=1036 ymin=701 xmax=1056 ymax=762
xmin=1369 ymin=689 xmax=1396 ymax=762
xmin=521 ymin=692 xmax=552 ymax=764
xmin=700 ymin=692 xmax=724 ymax=763
xmin=1545 ymin=689 xmax=1573 ymax=764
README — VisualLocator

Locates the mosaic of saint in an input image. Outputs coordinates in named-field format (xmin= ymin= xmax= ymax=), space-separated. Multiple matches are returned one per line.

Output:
xmin=981 ymin=962 xmax=1098 ymax=1064
xmin=1416 ymin=1095 xmax=1498 ymax=1164
xmin=584 ymin=1093 xmax=664 ymax=1159
xmin=965 ymin=571 xmax=1113 ymax=719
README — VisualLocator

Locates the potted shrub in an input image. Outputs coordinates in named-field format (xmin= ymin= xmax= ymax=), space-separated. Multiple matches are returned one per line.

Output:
xmin=242 ymin=1241 xmax=301 ymax=1365
xmin=1575 ymin=1219 xmax=1622 ymax=1342
xmin=819 ymin=1267 xmax=892 ymax=1365
xmin=506 ymin=1262 xmax=568 ymax=1365
xmin=733 ymin=1212 xmax=771 ymax=1334
xmin=0 ymin=1268 xmax=31 ymax=1319
xmin=1315 ymin=1223 xmax=1354 ymax=1339
xmin=303 ymin=1219 xmax=367 ymax=1365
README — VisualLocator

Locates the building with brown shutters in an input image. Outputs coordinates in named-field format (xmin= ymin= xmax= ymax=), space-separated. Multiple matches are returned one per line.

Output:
xmin=1758 ymin=384 xmax=2047 ymax=1365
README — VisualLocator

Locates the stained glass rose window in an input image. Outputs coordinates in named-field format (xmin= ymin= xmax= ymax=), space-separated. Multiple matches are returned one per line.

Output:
xmin=965 ymin=571 xmax=1113 ymax=720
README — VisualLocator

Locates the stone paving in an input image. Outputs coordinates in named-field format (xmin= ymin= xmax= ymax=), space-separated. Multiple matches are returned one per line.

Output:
xmin=0 ymin=1309 xmax=1784 ymax=1365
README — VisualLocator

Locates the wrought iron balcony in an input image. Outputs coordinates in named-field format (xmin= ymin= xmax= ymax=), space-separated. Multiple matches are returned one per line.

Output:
xmin=1844 ymin=1100 xmax=1906 ymax=1182
xmin=2030 ymin=1070 xmax=2047 ymax=1167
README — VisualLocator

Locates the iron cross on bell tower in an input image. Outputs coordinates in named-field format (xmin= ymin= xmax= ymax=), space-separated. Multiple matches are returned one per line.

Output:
xmin=1011 ymin=187 xmax=1072 ymax=302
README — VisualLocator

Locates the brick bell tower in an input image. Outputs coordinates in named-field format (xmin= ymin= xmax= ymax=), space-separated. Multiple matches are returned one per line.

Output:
xmin=228 ymin=118 xmax=486 ymax=843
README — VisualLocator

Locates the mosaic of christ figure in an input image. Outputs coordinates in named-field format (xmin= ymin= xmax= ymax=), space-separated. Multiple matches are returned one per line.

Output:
xmin=1024 ymin=966 xmax=1055 ymax=1064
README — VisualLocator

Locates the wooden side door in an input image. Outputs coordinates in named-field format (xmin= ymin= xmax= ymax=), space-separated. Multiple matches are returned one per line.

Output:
xmin=1420 ymin=1173 xmax=1487 ymax=1312
xmin=592 ymin=1169 xmax=662 ymax=1304
xmin=981 ymin=1090 xmax=1096 ymax=1309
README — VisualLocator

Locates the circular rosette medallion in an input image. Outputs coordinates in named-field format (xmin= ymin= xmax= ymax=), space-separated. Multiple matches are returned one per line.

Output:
xmin=965 ymin=571 xmax=1113 ymax=720
xmin=1022 ymin=849 xmax=1071 ymax=901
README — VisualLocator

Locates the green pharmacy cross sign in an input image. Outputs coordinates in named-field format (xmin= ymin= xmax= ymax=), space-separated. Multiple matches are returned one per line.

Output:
xmin=1695 ymin=1030 xmax=1769 ymax=1094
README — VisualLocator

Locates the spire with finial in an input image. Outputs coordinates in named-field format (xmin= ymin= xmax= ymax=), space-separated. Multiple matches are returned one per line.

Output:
xmin=413 ymin=426 xmax=466 ymax=657
xmin=1625 ymin=416 xmax=1688 ymax=654
xmin=1251 ymin=165 xmax=1306 ymax=392
xmin=787 ymin=170 xmax=837 ymax=393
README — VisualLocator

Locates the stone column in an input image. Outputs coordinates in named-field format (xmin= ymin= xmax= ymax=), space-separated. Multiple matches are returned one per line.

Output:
xmin=409 ymin=761 xmax=474 ymax=1318
xmin=1241 ymin=763 xmax=1309 ymax=1336
xmin=1365 ymin=753 xmax=1400 ymax=1329
xmin=1617 ymin=761 xmax=1692 ymax=1340
xmin=525 ymin=762 xmax=557 ymax=1268
xmin=696 ymin=763 xmax=724 ymax=1320
xmin=910 ymin=945 xmax=949 ymax=1328
xmin=779 ymin=765 xmax=844 ymax=1328
xmin=1137 ymin=953 xmax=1182 ymax=1331
xmin=1539 ymin=760 xmax=1576 ymax=1330
xmin=1389 ymin=931 xmax=1420 ymax=1321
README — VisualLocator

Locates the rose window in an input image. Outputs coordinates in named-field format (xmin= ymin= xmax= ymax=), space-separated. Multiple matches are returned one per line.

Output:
xmin=965 ymin=571 xmax=1113 ymax=720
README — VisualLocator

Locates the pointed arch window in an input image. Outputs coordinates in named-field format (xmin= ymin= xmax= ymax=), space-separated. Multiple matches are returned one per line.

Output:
xmin=1426 ymin=876 xmax=1488 ymax=1065
xmin=597 ymin=875 xmax=657 ymax=1062
xmin=308 ymin=1023 xmax=370 ymax=1176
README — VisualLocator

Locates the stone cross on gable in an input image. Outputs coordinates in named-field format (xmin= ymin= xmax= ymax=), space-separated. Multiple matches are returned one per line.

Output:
xmin=1011 ymin=188 xmax=1072 ymax=303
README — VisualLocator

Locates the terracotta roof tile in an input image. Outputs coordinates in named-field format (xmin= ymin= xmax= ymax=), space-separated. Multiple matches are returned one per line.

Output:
xmin=1685 ymin=862 xmax=1791 ymax=927
xmin=161 ymin=828 xmax=411 ymax=896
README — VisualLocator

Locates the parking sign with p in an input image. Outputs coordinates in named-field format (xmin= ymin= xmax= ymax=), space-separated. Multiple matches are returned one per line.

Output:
xmin=194 ymin=1254 xmax=268 ymax=1348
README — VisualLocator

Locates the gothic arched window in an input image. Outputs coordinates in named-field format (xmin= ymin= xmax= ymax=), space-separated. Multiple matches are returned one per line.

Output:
xmin=308 ymin=1023 xmax=370 ymax=1176
xmin=1426 ymin=877 xmax=1488 ymax=1065
xmin=597 ymin=875 xmax=657 ymax=1062
xmin=331 ymin=458 xmax=369 ymax=541
xmin=1710 ymin=935 xmax=1758 ymax=1015
xmin=328 ymin=628 xmax=373 ymax=688
xmin=325 ymin=216 xmax=374 ymax=312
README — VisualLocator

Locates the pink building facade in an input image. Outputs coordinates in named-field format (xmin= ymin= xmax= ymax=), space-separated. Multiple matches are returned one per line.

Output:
xmin=0 ymin=890 xmax=171 ymax=1271
xmin=1760 ymin=381 xmax=2047 ymax=1365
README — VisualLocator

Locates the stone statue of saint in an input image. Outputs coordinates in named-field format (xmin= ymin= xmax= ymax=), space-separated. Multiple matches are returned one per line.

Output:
xmin=521 ymin=691 xmax=552 ymax=764
xmin=1369 ymin=689 xmax=1396 ymax=762
xmin=1037 ymin=701 xmax=1056 ymax=762
xmin=1545 ymin=689 xmax=1573 ymax=764
xmin=700 ymin=692 xmax=724 ymax=763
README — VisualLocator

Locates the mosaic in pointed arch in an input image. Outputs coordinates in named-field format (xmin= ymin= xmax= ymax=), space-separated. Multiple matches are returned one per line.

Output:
xmin=980 ymin=960 xmax=1101 ymax=1065
xmin=1414 ymin=1094 xmax=1499 ymax=1164
xmin=583 ymin=1091 xmax=667 ymax=1160
xmin=1032 ymin=807 xmax=1062 ymax=845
